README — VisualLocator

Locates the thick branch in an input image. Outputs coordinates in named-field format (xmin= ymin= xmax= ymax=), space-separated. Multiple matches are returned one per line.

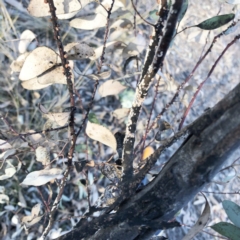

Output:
xmin=59 ymin=79 xmax=240 ymax=240
xmin=122 ymin=0 xmax=184 ymax=183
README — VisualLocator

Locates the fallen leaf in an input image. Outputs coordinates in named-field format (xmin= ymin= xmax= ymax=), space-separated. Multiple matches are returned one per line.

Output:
xmin=18 ymin=30 xmax=36 ymax=54
xmin=19 ymin=47 xmax=58 ymax=80
xmin=112 ymin=108 xmax=130 ymax=119
xmin=86 ymin=122 xmax=117 ymax=151
xmin=22 ymin=203 xmax=42 ymax=227
xmin=28 ymin=0 xmax=82 ymax=17
xmin=65 ymin=42 xmax=95 ymax=60
xmin=70 ymin=13 xmax=107 ymax=30
xmin=0 ymin=140 xmax=12 ymax=149
xmin=44 ymin=112 xmax=69 ymax=126
xmin=21 ymin=168 xmax=63 ymax=186
xmin=0 ymin=194 xmax=9 ymax=204
xmin=182 ymin=195 xmax=210 ymax=240
xmin=99 ymin=80 xmax=126 ymax=97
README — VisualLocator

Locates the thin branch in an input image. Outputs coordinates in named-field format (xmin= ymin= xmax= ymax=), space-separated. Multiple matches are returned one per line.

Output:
xmin=141 ymin=75 xmax=161 ymax=157
xmin=47 ymin=0 xmax=76 ymax=166
xmin=179 ymin=34 xmax=240 ymax=129
xmin=148 ymin=20 xmax=239 ymax=132
xmin=131 ymin=0 xmax=154 ymax=27
xmin=0 ymin=125 xmax=68 ymax=148
xmin=122 ymin=0 xmax=183 ymax=183
xmin=76 ymin=0 xmax=115 ymax=138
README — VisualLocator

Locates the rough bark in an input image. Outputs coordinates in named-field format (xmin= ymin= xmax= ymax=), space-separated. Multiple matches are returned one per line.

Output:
xmin=59 ymin=82 xmax=240 ymax=239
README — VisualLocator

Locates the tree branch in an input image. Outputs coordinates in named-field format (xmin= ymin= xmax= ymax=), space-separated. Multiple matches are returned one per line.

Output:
xmin=59 ymin=81 xmax=240 ymax=240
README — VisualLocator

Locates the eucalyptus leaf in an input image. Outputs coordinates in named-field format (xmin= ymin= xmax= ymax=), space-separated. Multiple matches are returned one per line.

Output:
xmin=226 ymin=0 xmax=240 ymax=4
xmin=178 ymin=0 xmax=188 ymax=23
xmin=196 ymin=13 xmax=235 ymax=30
xmin=222 ymin=200 xmax=240 ymax=228
xmin=211 ymin=222 xmax=240 ymax=240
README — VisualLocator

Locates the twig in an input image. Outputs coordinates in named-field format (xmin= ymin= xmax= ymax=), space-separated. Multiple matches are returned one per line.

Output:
xmin=131 ymin=0 xmax=154 ymax=27
xmin=40 ymin=168 xmax=71 ymax=239
xmin=1 ymin=115 xmax=35 ymax=150
xmin=47 ymin=0 xmax=76 ymax=166
xmin=0 ymin=125 xmax=68 ymax=148
xmin=179 ymin=34 xmax=240 ymax=129
xmin=148 ymin=21 xmax=238 ymax=132
xmin=76 ymin=0 xmax=115 ymax=138
xmin=122 ymin=0 xmax=183 ymax=183
xmin=141 ymin=75 xmax=161 ymax=158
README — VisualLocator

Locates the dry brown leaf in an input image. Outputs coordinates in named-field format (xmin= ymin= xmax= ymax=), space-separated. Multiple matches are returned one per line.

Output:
xmin=21 ymin=78 xmax=52 ymax=90
xmin=65 ymin=42 xmax=95 ymax=60
xmin=112 ymin=108 xmax=130 ymax=119
xmin=37 ymin=64 xmax=74 ymax=85
xmin=44 ymin=112 xmax=69 ymax=126
xmin=86 ymin=122 xmax=117 ymax=151
xmin=18 ymin=30 xmax=36 ymax=54
xmin=21 ymin=168 xmax=63 ymax=186
xmin=10 ymin=52 xmax=30 ymax=73
xmin=19 ymin=47 xmax=57 ymax=80
xmin=99 ymin=80 xmax=126 ymax=97
xmin=85 ymin=70 xmax=111 ymax=81
xmin=35 ymin=146 xmax=50 ymax=166
xmin=0 ymin=162 xmax=16 ymax=180
xmin=28 ymin=0 xmax=82 ymax=17
xmin=70 ymin=13 xmax=107 ymax=30
xmin=22 ymin=203 xmax=42 ymax=227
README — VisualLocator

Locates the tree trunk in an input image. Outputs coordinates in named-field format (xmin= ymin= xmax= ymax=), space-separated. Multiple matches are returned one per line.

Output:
xmin=59 ymin=82 xmax=240 ymax=239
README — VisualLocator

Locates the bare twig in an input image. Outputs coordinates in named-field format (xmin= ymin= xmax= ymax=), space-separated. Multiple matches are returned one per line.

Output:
xmin=131 ymin=0 xmax=154 ymax=27
xmin=47 ymin=0 xmax=76 ymax=166
xmin=76 ymin=0 xmax=115 ymax=138
xmin=148 ymin=21 xmax=239 ymax=132
xmin=179 ymin=34 xmax=240 ymax=129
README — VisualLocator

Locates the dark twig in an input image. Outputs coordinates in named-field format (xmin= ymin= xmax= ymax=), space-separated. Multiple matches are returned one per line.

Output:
xmin=179 ymin=34 xmax=240 ymax=129
xmin=149 ymin=21 xmax=239 ymax=132
xmin=76 ymin=0 xmax=115 ymax=138
xmin=122 ymin=0 xmax=182 ymax=183
xmin=47 ymin=0 xmax=76 ymax=166
xmin=40 ymin=0 xmax=78 ymax=237
xmin=0 ymin=125 xmax=68 ymax=148
xmin=131 ymin=0 xmax=154 ymax=27
xmin=141 ymin=75 xmax=161 ymax=157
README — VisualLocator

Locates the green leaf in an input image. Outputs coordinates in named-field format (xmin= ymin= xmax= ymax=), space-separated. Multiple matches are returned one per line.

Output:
xmin=178 ymin=0 xmax=188 ymax=23
xmin=149 ymin=10 xmax=158 ymax=21
xmin=211 ymin=222 xmax=240 ymax=240
xmin=88 ymin=113 xmax=99 ymax=124
xmin=167 ymin=0 xmax=172 ymax=9
xmin=223 ymin=200 xmax=240 ymax=228
xmin=196 ymin=13 xmax=235 ymax=30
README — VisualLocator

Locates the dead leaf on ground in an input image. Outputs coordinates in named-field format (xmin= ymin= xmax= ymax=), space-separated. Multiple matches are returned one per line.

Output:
xmin=28 ymin=0 xmax=82 ymax=17
xmin=65 ymin=42 xmax=95 ymax=60
xmin=70 ymin=13 xmax=107 ymax=30
xmin=86 ymin=122 xmax=117 ymax=151
xmin=21 ymin=168 xmax=63 ymax=186
xmin=22 ymin=203 xmax=42 ymax=227
xmin=18 ymin=30 xmax=36 ymax=54
xmin=112 ymin=108 xmax=130 ymax=119
xmin=99 ymin=80 xmax=126 ymax=97
xmin=19 ymin=47 xmax=58 ymax=80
